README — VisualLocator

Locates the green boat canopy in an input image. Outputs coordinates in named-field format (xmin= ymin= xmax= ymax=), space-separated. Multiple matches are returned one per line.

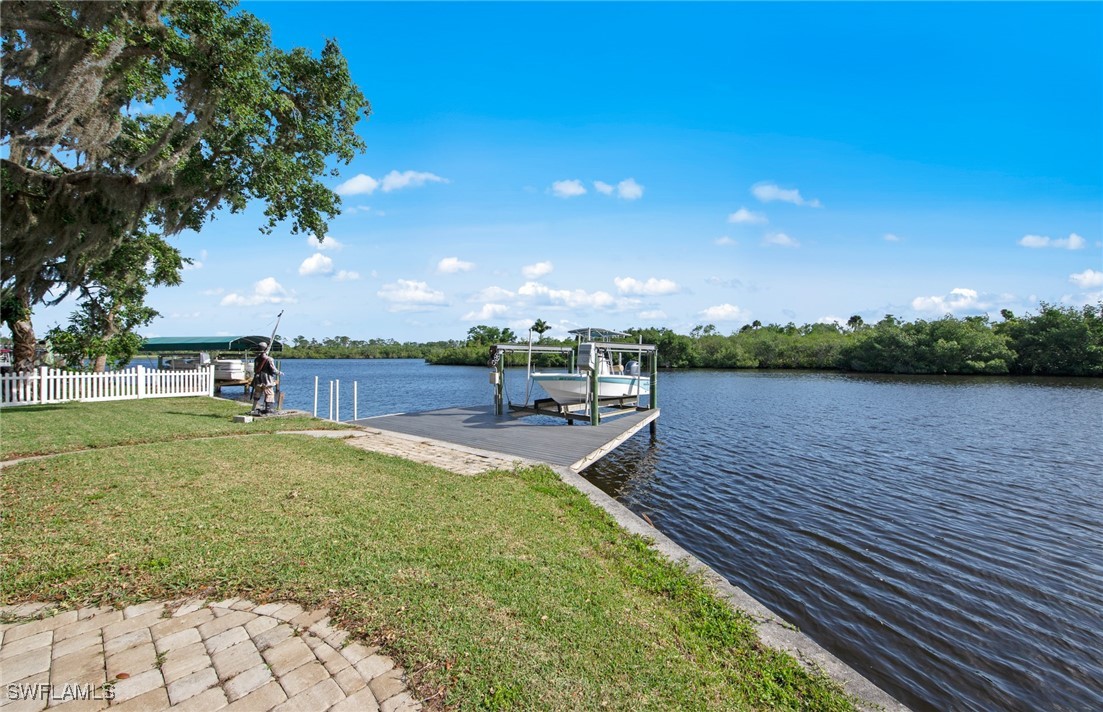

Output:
xmin=138 ymin=336 xmax=283 ymax=353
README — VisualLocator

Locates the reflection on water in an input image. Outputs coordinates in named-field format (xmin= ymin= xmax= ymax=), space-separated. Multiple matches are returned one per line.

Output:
xmin=584 ymin=435 xmax=665 ymax=502
xmin=584 ymin=370 xmax=1103 ymax=711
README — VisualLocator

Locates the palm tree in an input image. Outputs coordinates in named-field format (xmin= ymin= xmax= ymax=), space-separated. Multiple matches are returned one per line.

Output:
xmin=531 ymin=319 xmax=550 ymax=342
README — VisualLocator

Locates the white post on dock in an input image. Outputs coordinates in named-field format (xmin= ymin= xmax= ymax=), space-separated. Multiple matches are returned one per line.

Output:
xmin=335 ymin=379 xmax=340 ymax=422
xmin=353 ymin=381 xmax=358 ymax=420
xmin=313 ymin=376 xmax=319 ymax=418
xmin=328 ymin=380 xmax=334 ymax=421
xmin=524 ymin=330 xmax=533 ymax=406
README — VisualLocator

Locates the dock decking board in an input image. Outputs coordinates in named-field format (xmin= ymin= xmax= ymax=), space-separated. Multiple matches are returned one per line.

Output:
xmin=351 ymin=405 xmax=659 ymax=471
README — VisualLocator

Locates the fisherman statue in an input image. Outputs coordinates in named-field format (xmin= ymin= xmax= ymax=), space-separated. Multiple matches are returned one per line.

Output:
xmin=251 ymin=341 xmax=282 ymax=415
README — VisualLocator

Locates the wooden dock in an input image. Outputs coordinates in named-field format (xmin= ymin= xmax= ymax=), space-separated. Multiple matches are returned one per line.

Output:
xmin=350 ymin=405 xmax=659 ymax=472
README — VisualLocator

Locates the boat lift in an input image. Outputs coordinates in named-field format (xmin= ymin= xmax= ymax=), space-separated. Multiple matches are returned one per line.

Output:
xmin=489 ymin=338 xmax=659 ymax=426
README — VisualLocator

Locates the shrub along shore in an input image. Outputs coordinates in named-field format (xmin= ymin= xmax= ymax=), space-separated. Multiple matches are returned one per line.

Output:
xmin=277 ymin=302 xmax=1102 ymax=377
xmin=2 ymin=398 xmax=855 ymax=710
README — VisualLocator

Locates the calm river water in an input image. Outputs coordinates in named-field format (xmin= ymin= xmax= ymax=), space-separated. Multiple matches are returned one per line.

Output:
xmin=272 ymin=359 xmax=1101 ymax=710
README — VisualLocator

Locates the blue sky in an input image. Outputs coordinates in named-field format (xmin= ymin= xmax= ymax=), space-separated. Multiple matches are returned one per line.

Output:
xmin=35 ymin=2 xmax=1103 ymax=342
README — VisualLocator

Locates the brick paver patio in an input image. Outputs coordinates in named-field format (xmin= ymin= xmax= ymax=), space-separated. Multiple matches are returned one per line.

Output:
xmin=0 ymin=598 xmax=421 ymax=712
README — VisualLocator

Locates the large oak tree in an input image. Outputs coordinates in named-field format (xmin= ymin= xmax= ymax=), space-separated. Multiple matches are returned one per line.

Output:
xmin=45 ymin=226 xmax=185 ymax=372
xmin=1 ymin=0 xmax=369 ymax=369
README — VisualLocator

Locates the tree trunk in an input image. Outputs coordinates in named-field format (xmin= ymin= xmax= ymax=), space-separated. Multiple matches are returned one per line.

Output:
xmin=93 ymin=307 xmax=119 ymax=373
xmin=5 ymin=286 xmax=38 ymax=372
xmin=10 ymin=314 xmax=36 ymax=372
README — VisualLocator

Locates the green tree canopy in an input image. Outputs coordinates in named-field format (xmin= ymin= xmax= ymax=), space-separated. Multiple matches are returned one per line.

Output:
xmin=46 ymin=226 xmax=185 ymax=371
xmin=996 ymin=302 xmax=1103 ymax=376
xmin=466 ymin=325 xmax=518 ymax=346
xmin=1 ymin=0 xmax=369 ymax=367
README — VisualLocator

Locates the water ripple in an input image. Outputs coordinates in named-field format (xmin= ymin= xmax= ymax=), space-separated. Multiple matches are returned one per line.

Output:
xmin=585 ymin=370 xmax=1103 ymax=711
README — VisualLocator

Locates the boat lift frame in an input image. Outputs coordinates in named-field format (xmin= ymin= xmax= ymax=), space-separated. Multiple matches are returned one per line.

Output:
xmin=490 ymin=341 xmax=659 ymax=426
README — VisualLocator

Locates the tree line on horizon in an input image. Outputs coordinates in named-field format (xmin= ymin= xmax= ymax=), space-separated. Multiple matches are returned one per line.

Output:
xmin=276 ymin=303 xmax=1103 ymax=377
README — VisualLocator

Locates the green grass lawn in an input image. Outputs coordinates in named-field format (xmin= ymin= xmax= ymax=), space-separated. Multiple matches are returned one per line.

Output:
xmin=0 ymin=396 xmax=351 ymax=459
xmin=1 ymin=399 xmax=854 ymax=710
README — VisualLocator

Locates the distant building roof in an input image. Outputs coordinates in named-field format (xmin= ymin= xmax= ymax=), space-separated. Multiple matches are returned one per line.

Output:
xmin=138 ymin=336 xmax=283 ymax=353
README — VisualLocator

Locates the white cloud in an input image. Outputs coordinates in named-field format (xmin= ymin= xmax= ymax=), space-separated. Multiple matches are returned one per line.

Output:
xmin=334 ymin=270 xmax=360 ymax=282
xmin=699 ymin=304 xmax=749 ymax=321
xmin=1018 ymin=233 xmax=1086 ymax=250
xmin=335 ymin=173 xmax=379 ymax=196
xmin=751 ymin=182 xmax=822 ymax=208
xmin=201 ymin=288 xmax=225 ymax=296
xmin=469 ymin=286 xmax=516 ymax=303
xmin=335 ymin=170 xmax=447 ymax=196
xmin=818 ymin=315 xmax=845 ymax=326
xmin=298 ymin=253 xmax=334 ymax=276
xmin=377 ymin=279 xmax=446 ymax=312
xmin=884 ymin=233 xmax=902 ymax=242
xmin=550 ymin=179 xmax=586 ymax=198
xmin=522 ymin=261 xmax=554 ymax=279
xmin=1069 ymin=268 xmax=1103 ymax=288
xmin=728 ymin=207 xmax=767 ymax=225
xmin=613 ymin=276 xmax=680 ymax=296
xmin=714 ymin=236 xmax=737 ymax=246
xmin=182 ymin=249 xmax=207 ymax=270
xmin=616 ymin=178 xmax=644 ymax=200
xmin=518 ymin=281 xmax=632 ymax=310
xmin=381 ymin=170 xmax=448 ymax=192
xmin=220 ymin=277 xmax=295 ymax=307
xmin=308 ymin=235 xmax=343 ymax=251
xmin=437 ymin=257 xmax=475 ymax=274
xmin=639 ymin=310 xmax=667 ymax=320
xmin=593 ymin=180 xmax=614 ymax=195
xmin=911 ymin=287 xmax=981 ymax=314
xmin=763 ymin=232 xmax=799 ymax=248
xmin=463 ymin=303 xmax=509 ymax=321
xmin=342 ymin=205 xmax=375 ymax=215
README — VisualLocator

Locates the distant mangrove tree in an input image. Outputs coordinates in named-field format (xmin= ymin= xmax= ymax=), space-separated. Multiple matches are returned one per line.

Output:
xmin=279 ymin=302 xmax=1103 ymax=377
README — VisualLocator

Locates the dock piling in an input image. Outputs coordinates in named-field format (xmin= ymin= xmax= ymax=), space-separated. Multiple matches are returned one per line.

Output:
xmin=494 ymin=357 xmax=505 ymax=415
xmin=589 ymin=366 xmax=600 ymax=425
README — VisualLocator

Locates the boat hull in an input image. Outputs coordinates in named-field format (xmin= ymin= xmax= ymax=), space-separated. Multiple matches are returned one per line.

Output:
xmin=531 ymin=373 xmax=649 ymax=405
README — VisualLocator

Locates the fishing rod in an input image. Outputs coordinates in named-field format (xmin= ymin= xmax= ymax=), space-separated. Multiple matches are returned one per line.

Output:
xmin=264 ymin=310 xmax=284 ymax=356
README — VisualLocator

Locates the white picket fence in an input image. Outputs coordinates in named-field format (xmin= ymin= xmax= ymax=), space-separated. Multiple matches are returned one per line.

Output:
xmin=0 ymin=365 xmax=215 ymax=407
